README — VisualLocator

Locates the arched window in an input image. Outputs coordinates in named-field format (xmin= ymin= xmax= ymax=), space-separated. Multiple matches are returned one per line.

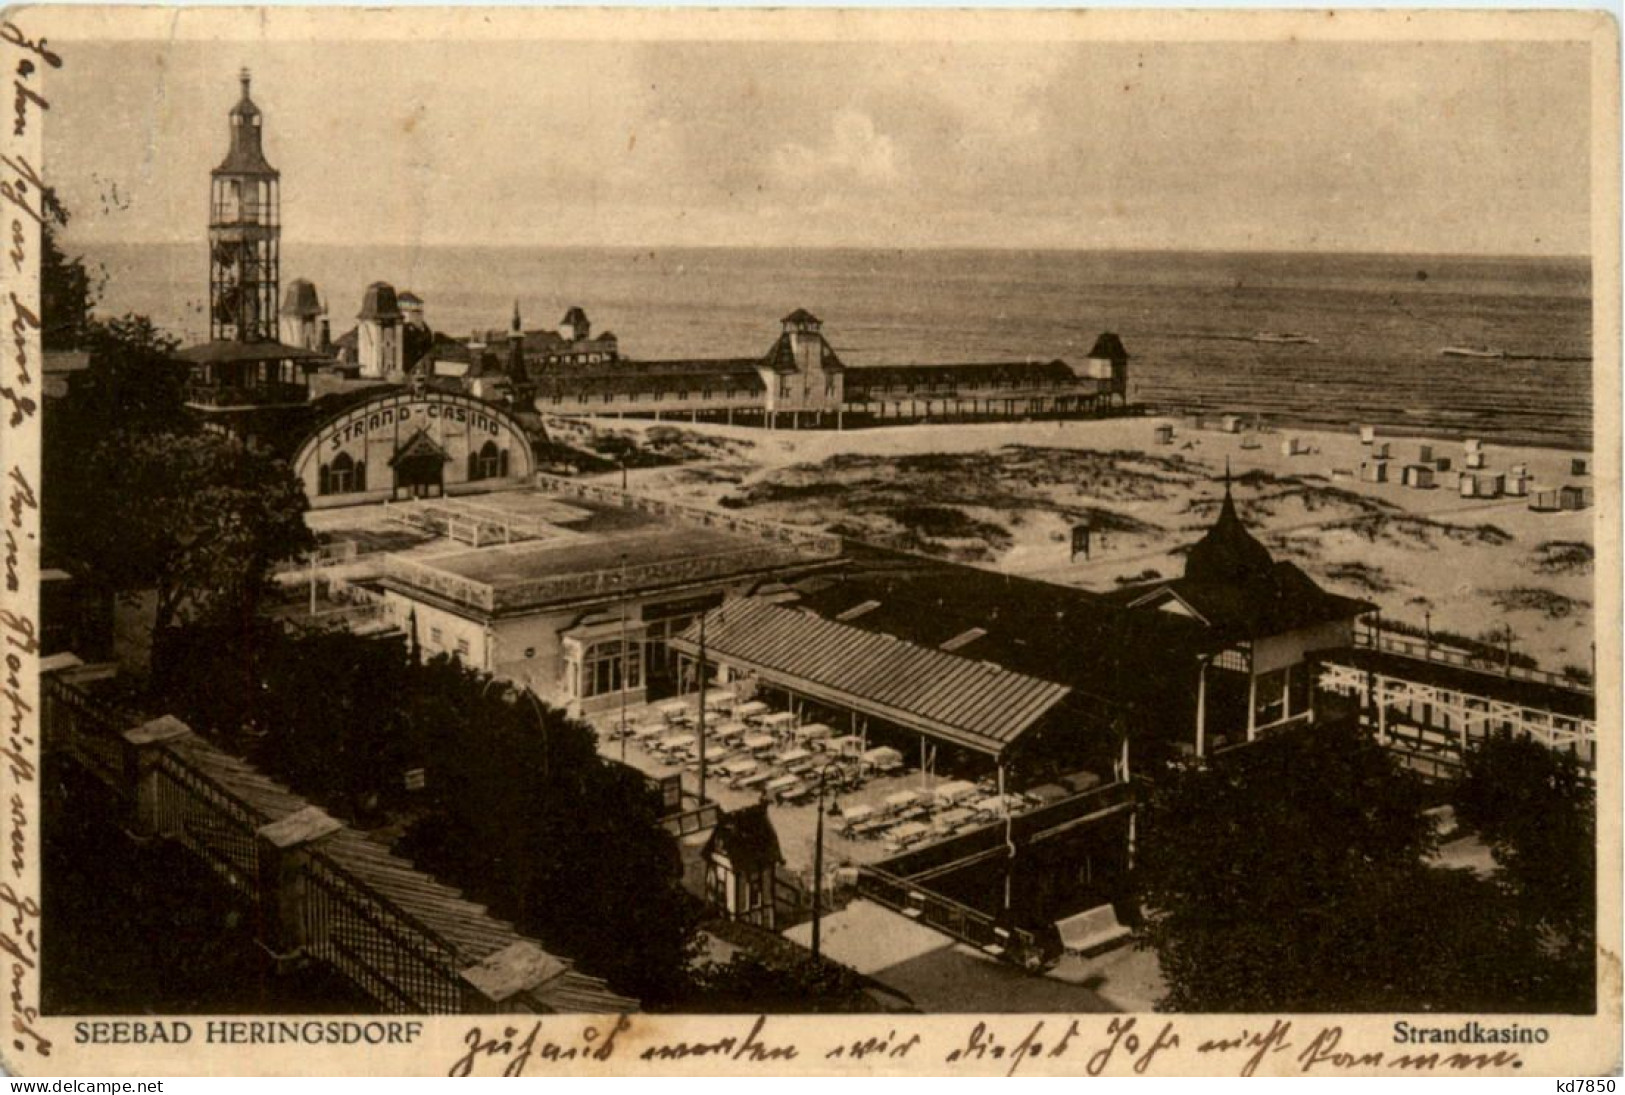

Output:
xmin=476 ymin=440 xmax=502 ymax=480
xmin=322 ymin=451 xmax=362 ymax=494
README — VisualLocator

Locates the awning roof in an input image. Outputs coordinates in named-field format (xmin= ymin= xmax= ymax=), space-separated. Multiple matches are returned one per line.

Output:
xmin=670 ymin=598 xmax=1071 ymax=757
xmin=176 ymin=339 xmax=329 ymax=365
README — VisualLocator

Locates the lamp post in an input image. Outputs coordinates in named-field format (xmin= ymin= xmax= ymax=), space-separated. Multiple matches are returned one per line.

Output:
xmin=810 ymin=757 xmax=839 ymax=963
xmin=619 ymin=552 xmax=629 ymax=763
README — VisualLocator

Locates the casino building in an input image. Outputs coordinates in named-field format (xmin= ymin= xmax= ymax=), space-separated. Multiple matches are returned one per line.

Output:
xmin=292 ymin=389 xmax=535 ymax=507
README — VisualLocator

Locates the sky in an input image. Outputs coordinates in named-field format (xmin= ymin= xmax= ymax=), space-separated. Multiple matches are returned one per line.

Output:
xmin=46 ymin=33 xmax=1594 ymax=255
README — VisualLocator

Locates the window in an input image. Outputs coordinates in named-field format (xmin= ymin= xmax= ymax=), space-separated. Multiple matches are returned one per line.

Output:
xmin=471 ymin=440 xmax=503 ymax=481
xmin=580 ymin=639 xmax=643 ymax=699
xmin=318 ymin=452 xmax=365 ymax=495
xmin=1287 ymin=663 xmax=1310 ymax=718
xmin=429 ymin=626 xmax=443 ymax=646
xmin=779 ymin=377 xmax=792 ymax=399
xmin=825 ymin=377 xmax=837 ymax=398
xmin=1254 ymin=668 xmax=1288 ymax=727
xmin=455 ymin=638 xmax=471 ymax=658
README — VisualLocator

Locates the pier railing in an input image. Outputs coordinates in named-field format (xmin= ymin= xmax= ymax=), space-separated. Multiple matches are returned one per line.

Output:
xmin=1355 ymin=628 xmax=1593 ymax=695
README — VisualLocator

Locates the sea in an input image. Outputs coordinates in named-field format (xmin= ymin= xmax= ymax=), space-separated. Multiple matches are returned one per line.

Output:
xmin=82 ymin=242 xmax=1595 ymax=450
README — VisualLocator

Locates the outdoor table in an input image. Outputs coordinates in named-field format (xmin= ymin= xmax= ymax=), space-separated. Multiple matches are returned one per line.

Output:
xmin=713 ymin=721 xmax=748 ymax=742
xmin=743 ymin=733 xmax=776 ymax=753
xmin=659 ymin=733 xmax=696 ymax=751
xmin=932 ymin=780 xmax=979 ymax=805
xmin=884 ymin=790 xmax=921 ymax=813
xmin=765 ymin=774 xmax=799 ymax=794
xmin=829 ymin=734 xmax=866 ymax=757
xmin=794 ymin=723 xmax=834 ymax=744
xmin=934 ymin=807 xmax=976 ymax=833
xmin=702 ymin=689 xmax=734 ymax=711
xmin=657 ymin=700 xmax=690 ymax=721
xmin=737 ymin=770 xmax=773 ymax=789
xmin=777 ymin=747 xmax=813 ymax=766
xmin=887 ymin=821 xmax=931 ymax=848
xmin=840 ymin=805 xmax=876 ymax=827
xmin=718 ymin=758 xmax=757 ymax=779
xmin=633 ymin=723 xmax=666 ymax=740
xmin=760 ymin=712 xmax=797 ymax=732
xmin=1060 ymin=770 xmax=1102 ymax=795
xmin=1025 ymin=782 xmax=1071 ymax=806
xmin=863 ymin=747 xmax=904 ymax=771
xmin=733 ymin=701 xmax=770 ymax=721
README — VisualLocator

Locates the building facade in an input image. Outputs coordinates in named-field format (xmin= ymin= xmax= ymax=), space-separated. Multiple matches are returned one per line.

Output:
xmin=291 ymin=388 xmax=536 ymax=507
xmin=525 ymin=310 xmax=1130 ymax=428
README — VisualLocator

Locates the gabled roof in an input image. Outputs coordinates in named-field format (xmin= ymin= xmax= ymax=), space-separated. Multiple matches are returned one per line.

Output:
xmin=388 ymin=427 xmax=452 ymax=468
xmin=760 ymin=331 xmax=846 ymax=375
xmin=702 ymin=804 xmax=784 ymax=873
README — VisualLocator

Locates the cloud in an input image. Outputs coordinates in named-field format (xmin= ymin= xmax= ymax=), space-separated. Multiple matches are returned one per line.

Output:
xmin=770 ymin=109 xmax=900 ymax=193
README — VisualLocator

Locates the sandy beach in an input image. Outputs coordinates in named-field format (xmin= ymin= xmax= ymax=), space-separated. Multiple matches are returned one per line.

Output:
xmin=547 ymin=414 xmax=1597 ymax=678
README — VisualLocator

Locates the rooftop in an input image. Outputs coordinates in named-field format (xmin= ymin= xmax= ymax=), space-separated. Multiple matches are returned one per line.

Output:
xmin=670 ymin=596 xmax=1073 ymax=756
xmin=381 ymin=488 xmax=841 ymax=615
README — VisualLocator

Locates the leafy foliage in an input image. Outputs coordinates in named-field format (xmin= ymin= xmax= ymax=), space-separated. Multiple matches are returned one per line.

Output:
xmin=1453 ymin=731 xmax=1595 ymax=1010
xmin=39 ymin=193 xmax=96 ymax=351
xmin=73 ymin=430 xmax=314 ymax=661
xmin=685 ymin=951 xmax=877 ymax=1013
xmin=157 ymin=626 xmax=701 ymax=1006
xmin=1135 ymin=718 xmax=1562 ymax=1011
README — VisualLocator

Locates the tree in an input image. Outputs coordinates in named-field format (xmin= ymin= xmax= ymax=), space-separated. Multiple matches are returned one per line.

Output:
xmin=158 ymin=624 xmax=704 ymax=1007
xmin=39 ymin=187 xmax=95 ymax=351
xmin=1134 ymin=717 xmax=1549 ymax=1011
xmin=1454 ymin=731 xmax=1595 ymax=1010
xmin=684 ymin=951 xmax=878 ymax=1014
xmin=399 ymin=673 xmax=703 ymax=1004
xmin=70 ymin=430 xmax=313 ymax=667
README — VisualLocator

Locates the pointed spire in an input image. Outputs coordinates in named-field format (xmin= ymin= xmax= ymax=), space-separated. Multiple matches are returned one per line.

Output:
xmin=239 ymin=67 xmax=252 ymax=100
xmin=511 ymin=299 xmax=522 ymax=334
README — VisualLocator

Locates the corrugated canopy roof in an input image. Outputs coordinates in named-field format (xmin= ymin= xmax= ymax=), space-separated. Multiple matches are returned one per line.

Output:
xmin=670 ymin=597 xmax=1071 ymax=756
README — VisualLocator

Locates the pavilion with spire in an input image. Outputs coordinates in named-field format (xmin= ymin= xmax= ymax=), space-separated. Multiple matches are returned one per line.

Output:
xmin=1116 ymin=466 xmax=1372 ymax=756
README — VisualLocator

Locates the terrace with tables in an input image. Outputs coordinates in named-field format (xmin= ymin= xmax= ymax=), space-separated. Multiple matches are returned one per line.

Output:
xmin=594 ymin=687 xmax=1114 ymax=879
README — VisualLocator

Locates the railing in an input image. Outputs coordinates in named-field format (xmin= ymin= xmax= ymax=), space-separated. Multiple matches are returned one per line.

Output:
xmin=41 ymin=666 xmax=627 ymax=1014
xmin=857 ymin=864 xmax=1042 ymax=965
xmin=1357 ymin=628 xmax=1593 ymax=695
xmin=385 ymin=540 xmax=838 ymax=615
xmin=1320 ymin=660 xmax=1596 ymax=772
xmin=660 ymin=802 xmax=721 ymax=838
xmin=875 ymin=779 xmax=1133 ymax=883
xmin=41 ymin=672 xmax=126 ymax=786
xmin=185 ymin=382 xmax=308 ymax=409
xmin=302 ymin=851 xmax=470 ymax=1014
xmin=532 ymin=473 xmax=843 ymax=558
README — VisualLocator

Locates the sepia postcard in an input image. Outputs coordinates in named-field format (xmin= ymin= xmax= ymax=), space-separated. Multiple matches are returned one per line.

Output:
xmin=0 ymin=4 xmax=1619 ymax=1078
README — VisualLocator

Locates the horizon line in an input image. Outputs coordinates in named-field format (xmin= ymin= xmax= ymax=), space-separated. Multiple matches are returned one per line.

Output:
xmin=66 ymin=235 xmax=1592 ymax=264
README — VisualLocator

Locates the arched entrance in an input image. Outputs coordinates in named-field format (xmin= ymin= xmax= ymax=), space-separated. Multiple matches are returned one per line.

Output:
xmin=389 ymin=428 xmax=451 ymax=499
